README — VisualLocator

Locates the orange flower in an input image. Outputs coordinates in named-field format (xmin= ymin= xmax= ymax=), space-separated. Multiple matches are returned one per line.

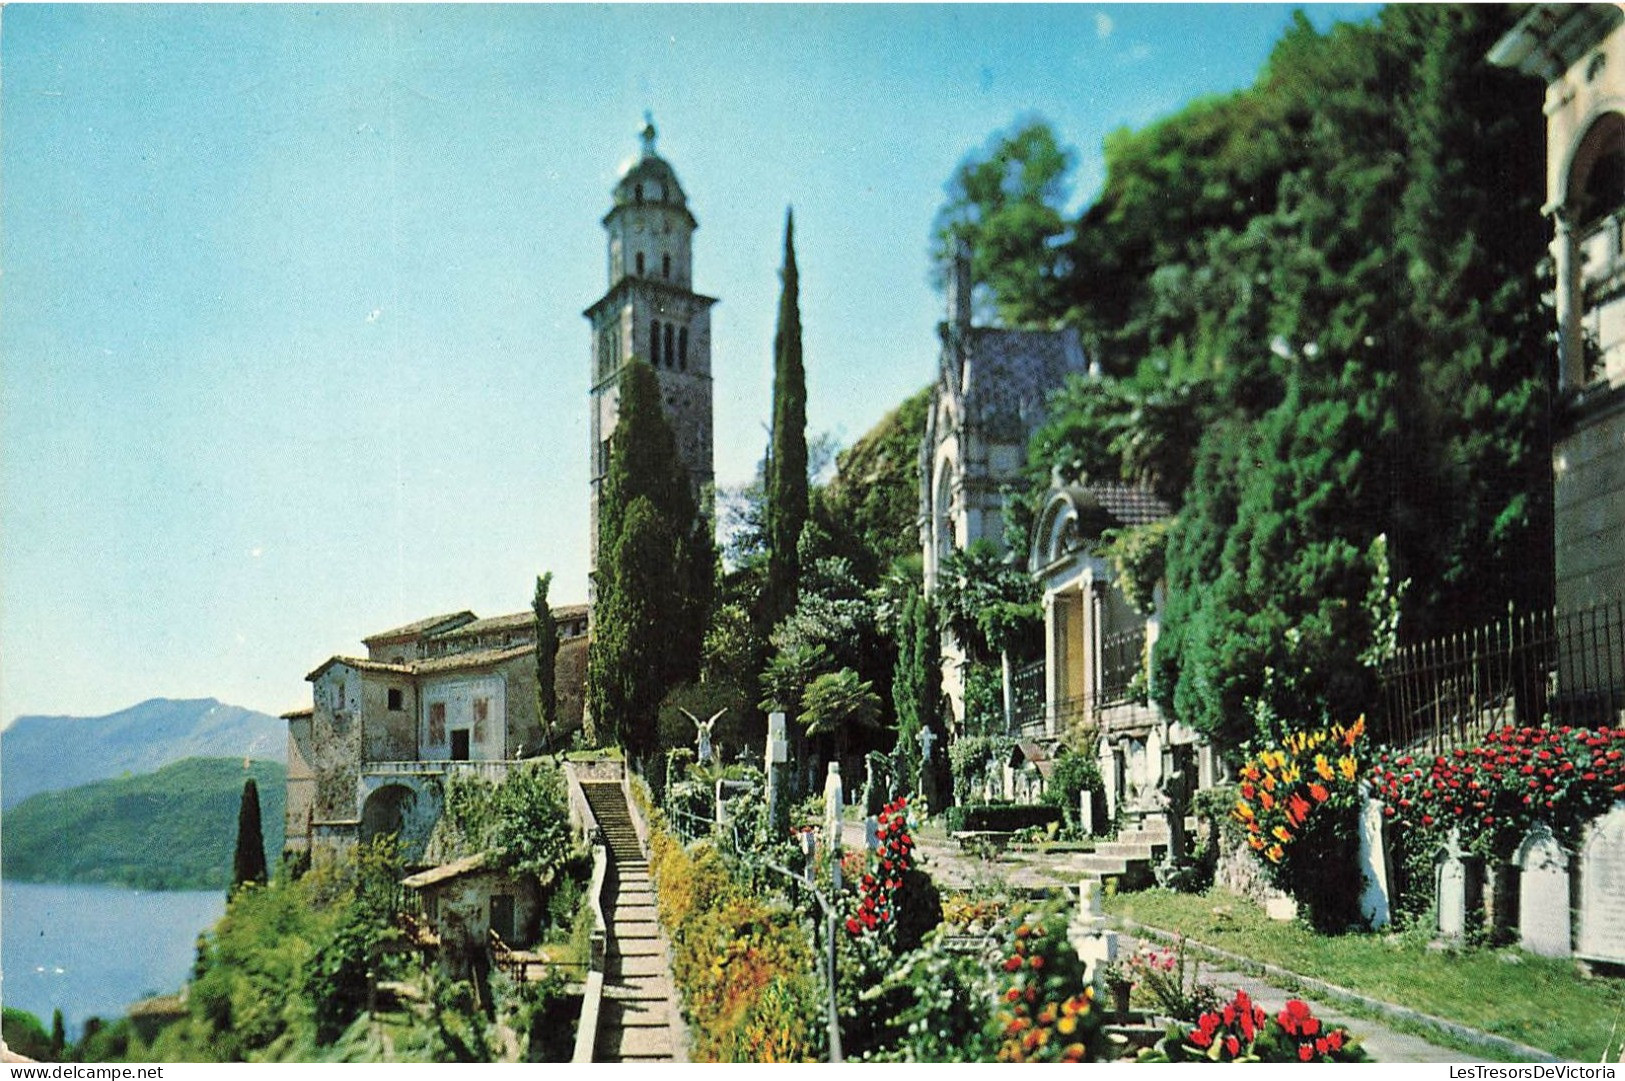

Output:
xmin=1308 ymin=782 xmax=1330 ymax=803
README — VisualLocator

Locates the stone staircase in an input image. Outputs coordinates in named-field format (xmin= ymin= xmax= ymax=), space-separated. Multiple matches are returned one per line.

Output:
xmin=1071 ymin=818 xmax=1173 ymax=890
xmin=580 ymin=782 xmax=683 ymax=1063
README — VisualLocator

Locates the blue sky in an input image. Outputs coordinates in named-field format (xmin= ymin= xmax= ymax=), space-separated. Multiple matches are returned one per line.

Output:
xmin=0 ymin=3 xmax=1380 ymax=724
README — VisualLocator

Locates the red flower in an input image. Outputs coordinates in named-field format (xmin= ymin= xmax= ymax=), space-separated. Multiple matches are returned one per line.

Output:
xmin=845 ymin=917 xmax=861 ymax=935
xmin=1224 ymin=1036 xmax=1241 ymax=1058
xmin=1299 ymin=1044 xmax=1314 ymax=1062
xmin=1004 ymin=955 xmax=1023 ymax=972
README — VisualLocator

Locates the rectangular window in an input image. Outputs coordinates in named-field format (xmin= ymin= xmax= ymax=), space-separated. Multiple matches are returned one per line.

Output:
xmin=450 ymin=729 xmax=470 ymax=761
xmin=650 ymin=318 xmax=661 ymax=365
xmin=388 ymin=688 xmax=404 ymax=711
xmin=663 ymin=323 xmax=675 ymax=368
xmin=473 ymin=697 xmax=489 ymax=744
xmin=679 ymin=327 xmax=689 ymax=370
xmin=429 ymin=702 xmax=446 ymax=745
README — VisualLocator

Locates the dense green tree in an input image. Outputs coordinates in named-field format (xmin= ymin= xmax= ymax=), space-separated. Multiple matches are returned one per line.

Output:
xmin=232 ymin=777 xmax=268 ymax=890
xmin=764 ymin=209 xmax=809 ymax=628
xmin=932 ymin=118 xmax=1074 ymax=326
xmin=819 ymin=387 xmax=932 ymax=574
xmin=587 ymin=360 xmax=716 ymax=759
xmin=890 ymin=591 xmax=939 ymax=797
xmin=532 ymin=573 xmax=559 ymax=753
xmin=984 ymin=7 xmax=1553 ymax=751
xmin=799 ymin=667 xmax=883 ymax=768
xmin=50 ymin=1009 xmax=66 ymax=1059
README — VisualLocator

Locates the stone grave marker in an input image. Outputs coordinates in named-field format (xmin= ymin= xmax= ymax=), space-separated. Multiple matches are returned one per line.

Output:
xmin=1577 ymin=802 xmax=1625 ymax=965
xmin=1515 ymin=822 xmax=1571 ymax=958
xmin=1357 ymin=792 xmax=1391 ymax=930
xmin=1436 ymin=831 xmax=1470 ymax=943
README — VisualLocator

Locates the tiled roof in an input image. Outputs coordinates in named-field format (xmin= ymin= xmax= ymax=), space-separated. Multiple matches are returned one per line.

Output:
xmin=1084 ymin=483 xmax=1173 ymax=528
xmin=413 ymin=643 xmax=534 ymax=674
xmin=362 ymin=611 xmax=476 ymax=644
xmin=402 ymin=851 xmax=490 ymax=889
xmin=431 ymin=611 xmax=535 ymax=639
xmin=306 ymin=655 xmax=415 ymax=682
xmin=966 ymin=327 xmax=1089 ymax=442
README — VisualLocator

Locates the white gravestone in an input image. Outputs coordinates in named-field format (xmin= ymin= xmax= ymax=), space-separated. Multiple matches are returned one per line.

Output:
xmin=1069 ymin=878 xmax=1119 ymax=978
xmin=823 ymin=762 xmax=844 ymax=891
xmin=1515 ymin=823 xmax=1572 ymax=958
xmin=1357 ymin=794 xmax=1391 ymax=930
xmin=1097 ymin=738 xmax=1117 ymax=821
xmin=1577 ymin=803 xmax=1625 ymax=965
xmin=1436 ymin=832 xmax=1469 ymax=943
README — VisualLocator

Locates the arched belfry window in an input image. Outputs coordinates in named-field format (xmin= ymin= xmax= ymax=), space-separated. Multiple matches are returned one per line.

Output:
xmin=664 ymin=323 xmax=675 ymax=368
xmin=636 ymin=251 xmax=645 ymax=276
xmin=678 ymin=327 xmax=689 ymax=370
xmin=1568 ymin=112 xmax=1625 ymax=231
xmin=650 ymin=319 xmax=662 ymax=365
xmin=662 ymin=253 xmax=671 ymax=279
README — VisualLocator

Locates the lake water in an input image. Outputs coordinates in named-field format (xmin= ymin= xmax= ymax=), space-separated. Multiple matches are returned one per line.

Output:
xmin=2 ymin=881 xmax=224 ymax=1040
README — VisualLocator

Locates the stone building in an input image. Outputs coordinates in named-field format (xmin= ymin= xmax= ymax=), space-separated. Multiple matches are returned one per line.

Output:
xmin=282 ymin=605 xmax=588 ymax=864
xmin=919 ymin=252 xmax=1091 ymax=720
xmin=1491 ymin=5 xmax=1625 ymax=611
xmin=584 ymin=116 xmax=717 ymax=582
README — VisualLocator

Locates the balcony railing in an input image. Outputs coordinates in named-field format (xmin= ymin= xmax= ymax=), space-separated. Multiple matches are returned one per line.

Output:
xmin=365 ymin=759 xmax=514 ymax=784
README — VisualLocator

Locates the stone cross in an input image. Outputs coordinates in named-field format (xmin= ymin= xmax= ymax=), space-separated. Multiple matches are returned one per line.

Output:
xmin=917 ymin=726 xmax=938 ymax=760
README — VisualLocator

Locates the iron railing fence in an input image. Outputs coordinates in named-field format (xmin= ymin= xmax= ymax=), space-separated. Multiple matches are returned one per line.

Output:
xmin=1375 ymin=599 xmax=1625 ymax=754
xmin=1009 ymin=639 xmax=1147 ymax=738
xmin=1100 ymin=627 xmax=1147 ymax=707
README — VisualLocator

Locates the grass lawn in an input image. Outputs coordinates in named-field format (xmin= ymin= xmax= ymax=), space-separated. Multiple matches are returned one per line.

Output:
xmin=1104 ymin=887 xmax=1625 ymax=1062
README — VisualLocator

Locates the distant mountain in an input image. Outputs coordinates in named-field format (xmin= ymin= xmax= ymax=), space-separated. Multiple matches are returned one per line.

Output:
xmin=2 ymin=757 xmax=287 ymax=890
xmin=1 ymin=698 xmax=285 ymax=808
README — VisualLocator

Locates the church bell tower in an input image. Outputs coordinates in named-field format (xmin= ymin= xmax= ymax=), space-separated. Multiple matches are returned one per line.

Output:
xmin=584 ymin=115 xmax=717 ymax=579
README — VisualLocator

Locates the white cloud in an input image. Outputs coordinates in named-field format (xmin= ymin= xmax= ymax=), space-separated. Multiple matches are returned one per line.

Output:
xmin=366 ymin=308 xmax=382 ymax=324
xmin=1094 ymin=12 xmax=1113 ymax=39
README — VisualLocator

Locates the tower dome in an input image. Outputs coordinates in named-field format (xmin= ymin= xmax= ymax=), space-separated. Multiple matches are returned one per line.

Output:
xmin=613 ymin=114 xmax=689 ymax=212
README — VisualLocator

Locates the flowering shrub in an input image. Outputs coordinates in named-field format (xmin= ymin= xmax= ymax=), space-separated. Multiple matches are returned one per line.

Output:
xmin=1371 ymin=723 xmax=1625 ymax=923
xmin=989 ymin=902 xmax=1105 ymax=1062
xmin=940 ymin=895 xmax=1011 ymax=934
xmin=1123 ymin=940 xmax=1223 ymax=1022
xmin=845 ymin=797 xmax=916 ymax=940
xmin=1232 ymin=715 xmax=1365 ymax=864
xmin=1230 ymin=716 xmax=1367 ymax=929
xmin=1155 ymin=990 xmax=1365 ymax=1062
xmin=1372 ymin=724 xmax=1625 ymax=857
xmin=647 ymin=830 xmax=821 ymax=1061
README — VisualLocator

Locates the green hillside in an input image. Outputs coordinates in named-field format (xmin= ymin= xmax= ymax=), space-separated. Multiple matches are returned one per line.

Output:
xmin=2 ymin=757 xmax=286 ymax=891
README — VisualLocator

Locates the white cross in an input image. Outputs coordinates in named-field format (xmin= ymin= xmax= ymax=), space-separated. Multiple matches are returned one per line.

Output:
xmin=917 ymin=726 xmax=938 ymax=760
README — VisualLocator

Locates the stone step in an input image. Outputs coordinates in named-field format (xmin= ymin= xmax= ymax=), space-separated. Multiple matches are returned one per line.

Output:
xmin=616 ymin=904 xmax=658 ymax=922
xmin=611 ymin=952 xmax=668 ymax=978
xmin=604 ymin=983 xmax=670 ymax=1003
xmin=601 ymin=997 xmax=671 ymax=1028
xmin=1074 ymin=854 xmax=1135 ymax=875
xmin=612 ymin=919 xmax=659 ymax=937
xmin=1095 ymin=841 xmax=1166 ymax=859
xmin=597 ymin=1024 xmax=675 ymax=1061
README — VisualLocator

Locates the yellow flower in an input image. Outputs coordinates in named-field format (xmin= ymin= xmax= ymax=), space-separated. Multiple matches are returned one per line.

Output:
xmin=1338 ymin=755 xmax=1358 ymax=782
xmin=1280 ymin=763 xmax=1301 ymax=784
xmin=1057 ymin=1016 xmax=1077 ymax=1035
xmin=1233 ymin=800 xmax=1255 ymax=821
xmin=1314 ymin=754 xmax=1335 ymax=781
xmin=1265 ymin=844 xmax=1284 ymax=863
xmin=1272 ymin=825 xmax=1293 ymax=844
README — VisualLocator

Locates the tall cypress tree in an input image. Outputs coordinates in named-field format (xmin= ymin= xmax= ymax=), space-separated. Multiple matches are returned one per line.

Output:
xmin=892 ymin=591 xmax=941 ymax=796
xmin=533 ymin=572 xmax=559 ymax=753
xmin=764 ymin=208 xmax=808 ymax=626
xmin=232 ymin=777 xmax=268 ymax=889
xmin=588 ymin=359 xmax=715 ymax=759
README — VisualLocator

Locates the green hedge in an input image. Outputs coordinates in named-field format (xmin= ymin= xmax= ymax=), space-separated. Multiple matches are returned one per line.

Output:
xmin=945 ymin=803 xmax=1061 ymax=833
